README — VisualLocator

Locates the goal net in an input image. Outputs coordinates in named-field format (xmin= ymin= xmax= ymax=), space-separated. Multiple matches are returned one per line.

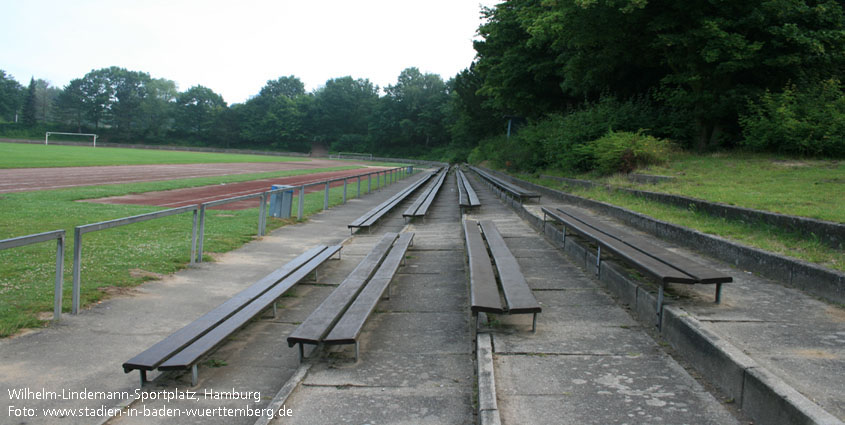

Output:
xmin=45 ymin=132 xmax=98 ymax=147
xmin=329 ymin=152 xmax=374 ymax=161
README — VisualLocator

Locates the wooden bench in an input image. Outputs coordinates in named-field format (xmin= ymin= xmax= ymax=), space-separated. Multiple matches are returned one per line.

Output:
xmin=464 ymin=219 xmax=541 ymax=331
xmin=403 ymin=168 xmax=447 ymax=220
xmin=348 ymin=170 xmax=438 ymax=233
xmin=541 ymin=206 xmax=732 ymax=325
xmin=122 ymin=245 xmax=341 ymax=386
xmin=468 ymin=165 xmax=540 ymax=204
xmin=456 ymin=169 xmax=480 ymax=210
xmin=287 ymin=232 xmax=414 ymax=361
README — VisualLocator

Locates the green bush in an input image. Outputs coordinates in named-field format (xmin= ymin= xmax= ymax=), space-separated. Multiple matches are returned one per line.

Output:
xmin=586 ymin=130 xmax=673 ymax=175
xmin=740 ymin=80 xmax=845 ymax=157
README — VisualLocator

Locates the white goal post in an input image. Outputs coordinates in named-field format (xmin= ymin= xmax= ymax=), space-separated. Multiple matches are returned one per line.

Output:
xmin=329 ymin=152 xmax=373 ymax=161
xmin=45 ymin=132 xmax=98 ymax=147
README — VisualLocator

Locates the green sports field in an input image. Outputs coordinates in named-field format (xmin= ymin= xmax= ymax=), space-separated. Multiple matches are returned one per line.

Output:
xmin=0 ymin=142 xmax=307 ymax=168
xmin=0 ymin=143 xmax=402 ymax=337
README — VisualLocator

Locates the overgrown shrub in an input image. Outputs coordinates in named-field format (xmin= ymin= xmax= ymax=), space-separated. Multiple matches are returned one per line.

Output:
xmin=467 ymin=96 xmax=691 ymax=171
xmin=740 ymin=79 xmax=845 ymax=157
xmin=586 ymin=130 xmax=674 ymax=175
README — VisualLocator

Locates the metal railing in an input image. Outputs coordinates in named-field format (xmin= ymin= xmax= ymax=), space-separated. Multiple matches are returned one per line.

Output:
xmin=0 ymin=230 xmax=66 ymax=321
xmin=195 ymin=166 xmax=410 ymax=262
xmin=72 ymin=205 xmax=199 ymax=314
xmin=18 ymin=165 xmax=413 ymax=317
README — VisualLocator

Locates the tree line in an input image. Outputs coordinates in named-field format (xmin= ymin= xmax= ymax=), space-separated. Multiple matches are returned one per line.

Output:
xmin=3 ymin=0 xmax=844 ymax=165
xmin=0 ymin=66 xmax=453 ymax=156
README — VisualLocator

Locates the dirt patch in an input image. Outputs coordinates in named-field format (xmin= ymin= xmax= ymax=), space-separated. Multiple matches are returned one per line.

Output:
xmin=129 ymin=269 xmax=165 ymax=281
xmin=772 ymin=160 xmax=810 ymax=167
xmin=100 ymin=285 xmax=142 ymax=296
xmin=825 ymin=305 xmax=845 ymax=322
xmin=794 ymin=349 xmax=838 ymax=360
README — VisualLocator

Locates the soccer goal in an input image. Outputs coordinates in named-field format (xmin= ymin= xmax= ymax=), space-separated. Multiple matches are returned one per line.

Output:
xmin=329 ymin=152 xmax=374 ymax=161
xmin=45 ymin=132 xmax=98 ymax=147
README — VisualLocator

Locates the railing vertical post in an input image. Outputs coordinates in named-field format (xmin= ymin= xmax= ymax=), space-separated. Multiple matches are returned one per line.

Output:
xmin=53 ymin=233 xmax=64 ymax=321
xmin=298 ymin=185 xmax=305 ymax=219
xmin=72 ymin=227 xmax=82 ymax=315
xmin=357 ymin=176 xmax=361 ymax=197
xmin=343 ymin=179 xmax=348 ymax=203
xmin=258 ymin=192 xmax=267 ymax=236
xmin=197 ymin=204 xmax=206 ymax=263
xmin=368 ymin=174 xmax=371 ymax=193
xmin=190 ymin=209 xmax=198 ymax=265
xmin=323 ymin=182 xmax=330 ymax=210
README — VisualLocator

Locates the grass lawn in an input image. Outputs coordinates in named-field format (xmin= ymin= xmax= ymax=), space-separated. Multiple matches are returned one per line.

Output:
xmin=567 ymin=152 xmax=844 ymax=223
xmin=0 ymin=142 xmax=309 ymax=168
xmin=521 ymin=152 xmax=843 ymax=272
xmin=0 ymin=165 xmax=401 ymax=337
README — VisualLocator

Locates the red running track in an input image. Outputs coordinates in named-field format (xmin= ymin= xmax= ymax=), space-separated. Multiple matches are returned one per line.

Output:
xmin=0 ymin=159 xmax=371 ymax=194
xmin=85 ymin=168 xmax=394 ymax=210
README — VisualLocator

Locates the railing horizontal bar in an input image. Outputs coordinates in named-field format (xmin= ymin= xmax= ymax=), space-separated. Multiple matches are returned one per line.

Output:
xmin=78 ymin=205 xmax=198 ymax=234
xmin=0 ymin=230 xmax=65 ymax=250
xmin=202 ymin=192 xmax=264 ymax=208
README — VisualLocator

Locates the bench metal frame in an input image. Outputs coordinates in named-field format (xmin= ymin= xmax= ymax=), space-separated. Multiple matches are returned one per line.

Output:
xmin=542 ymin=206 xmax=730 ymax=327
xmin=287 ymin=233 xmax=414 ymax=363
xmin=464 ymin=219 xmax=541 ymax=332
xmin=123 ymin=245 xmax=341 ymax=386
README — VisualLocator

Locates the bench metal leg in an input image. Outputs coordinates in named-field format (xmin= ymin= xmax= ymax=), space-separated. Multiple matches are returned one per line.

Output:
xmin=354 ymin=341 xmax=360 ymax=362
xmin=715 ymin=283 xmax=723 ymax=304
xmin=596 ymin=246 xmax=602 ymax=276
xmin=656 ymin=284 xmax=665 ymax=329
xmin=273 ymin=302 xmax=277 ymax=318
xmin=532 ymin=313 xmax=537 ymax=333
xmin=191 ymin=364 xmax=198 ymax=387
xmin=298 ymin=343 xmax=305 ymax=363
xmin=139 ymin=370 xmax=147 ymax=387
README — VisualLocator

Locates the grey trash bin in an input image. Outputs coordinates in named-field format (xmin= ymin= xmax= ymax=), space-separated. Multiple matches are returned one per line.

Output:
xmin=269 ymin=185 xmax=295 ymax=218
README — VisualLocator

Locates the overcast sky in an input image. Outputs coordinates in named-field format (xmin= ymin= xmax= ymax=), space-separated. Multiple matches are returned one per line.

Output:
xmin=1 ymin=0 xmax=498 ymax=104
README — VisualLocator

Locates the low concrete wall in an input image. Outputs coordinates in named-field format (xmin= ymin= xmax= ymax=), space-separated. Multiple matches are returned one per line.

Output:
xmin=538 ymin=173 xmax=844 ymax=250
xmin=481 ymin=166 xmax=845 ymax=306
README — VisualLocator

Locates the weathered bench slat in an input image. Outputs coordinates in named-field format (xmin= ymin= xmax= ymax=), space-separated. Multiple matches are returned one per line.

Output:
xmin=457 ymin=171 xmax=469 ymax=207
xmin=464 ymin=220 xmax=505 ymax=314
xmin=350 ymin=172 xmax=434 ymax=229
xmin=478 ymin=220 xmax=541 ymax=314
xmin=403 ymin=171 xmax=443 ymax=217
xmin=122 ymin=245 xmax=329 ymax=373
xmin=543 ymin=208 xmax=696 ymax=284
xmin=287 ymin=233 xmax=399 ymax=346
xmin=324 ymin=232 xmax=415 ymax=345
xmin=158 ymin=245 xmax=341 ymax=371
xmin=413 ymin=170 xmax=447 ymax=216
xmin=462 ymin=171 xmax=481 ymax=207
xmin=556 ymin=207 xmax=731 ymax=284
xmin=457 ymin=169 xmax=481 ymax=208
xmin=470 ymin=166 xmax=540 ymax=200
